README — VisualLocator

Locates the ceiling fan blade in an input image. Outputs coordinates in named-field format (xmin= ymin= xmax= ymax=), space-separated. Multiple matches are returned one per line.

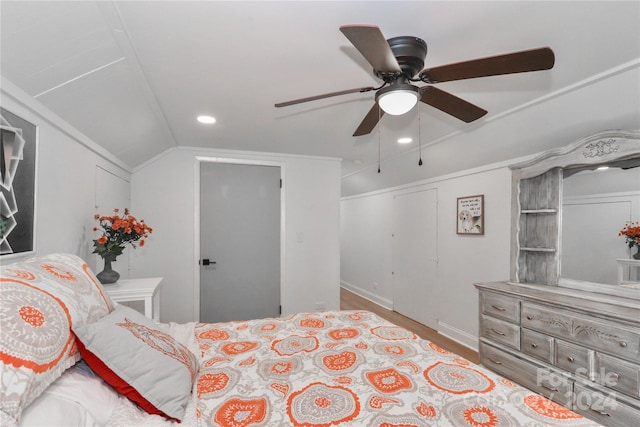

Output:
xmin=340 ymin=25 xmax=401 ymax=73
xmin=420 ymin=86 xmax=487 ymax=123
xmin=419 ymin=47 xmax=555 ymax=84
xmin=275 ymin=86 xmax=375 ymax=108
xmin=353 ymin=103 xmax=384 ymax=136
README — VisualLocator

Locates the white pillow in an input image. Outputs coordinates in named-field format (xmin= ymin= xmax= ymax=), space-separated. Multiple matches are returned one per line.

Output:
xmin=19 ymin=361 xmax=121 ymax=427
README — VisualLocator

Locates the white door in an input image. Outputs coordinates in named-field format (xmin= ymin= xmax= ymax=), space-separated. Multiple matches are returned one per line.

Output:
xmin=200 ymin=162 xmax=281 ymax=323
xmin=392 ymin=188 xmax=438 ymax=329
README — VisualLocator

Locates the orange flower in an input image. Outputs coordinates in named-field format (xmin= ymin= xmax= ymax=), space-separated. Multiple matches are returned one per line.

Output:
xmin=92 ymin=208 xmax=153 ymax=261
xmin=620 ymin=221 xmax=640 ymax=248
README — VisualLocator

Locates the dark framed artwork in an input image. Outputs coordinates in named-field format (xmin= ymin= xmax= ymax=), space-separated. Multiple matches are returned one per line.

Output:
xmin=457 ymin=194 xmax=484 ymax=235
xmin=1 ymin=108 xmax=38 ymax=257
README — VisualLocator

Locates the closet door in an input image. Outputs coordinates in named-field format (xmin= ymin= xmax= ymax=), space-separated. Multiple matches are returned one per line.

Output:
xmin=392 ymin=188 xmax=438 ymax=329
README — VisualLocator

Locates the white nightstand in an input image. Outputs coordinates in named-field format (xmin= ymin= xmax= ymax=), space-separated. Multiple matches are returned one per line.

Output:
xmin=104 ymin=277 xmax=163 ymax=321
xmin=616 ymin=258 xmax=640 ymax=286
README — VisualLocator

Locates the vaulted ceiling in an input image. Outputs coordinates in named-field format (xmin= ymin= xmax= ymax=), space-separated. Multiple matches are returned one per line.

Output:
xmin=2 ymin=1 xmax=639 ymax=195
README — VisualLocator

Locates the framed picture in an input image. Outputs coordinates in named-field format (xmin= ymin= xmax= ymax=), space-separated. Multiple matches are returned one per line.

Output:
xmin=1 ymin=108 xmax=38 ymax=257
xmin=457 ymin=194 xmax=484 ymax=235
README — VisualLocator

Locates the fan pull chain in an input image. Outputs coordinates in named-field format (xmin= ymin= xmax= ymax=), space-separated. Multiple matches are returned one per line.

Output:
xmin=377 ymin=103 xmax=381 ymax=173
xmin=418 ymin=104 xmax=423 ymax=166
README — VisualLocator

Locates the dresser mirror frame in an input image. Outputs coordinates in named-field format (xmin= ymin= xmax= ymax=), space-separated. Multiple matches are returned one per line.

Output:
xmin=509 ymin=129 xmax=640 ymax=298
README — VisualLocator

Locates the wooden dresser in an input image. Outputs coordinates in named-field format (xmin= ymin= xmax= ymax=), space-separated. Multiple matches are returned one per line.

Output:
xmin=476 ymin=281 xmax=640 ymax=427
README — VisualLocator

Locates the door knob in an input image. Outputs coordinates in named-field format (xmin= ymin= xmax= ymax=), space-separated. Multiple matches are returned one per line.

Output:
xmin=201 ymin=259 xmax=216 ymax=266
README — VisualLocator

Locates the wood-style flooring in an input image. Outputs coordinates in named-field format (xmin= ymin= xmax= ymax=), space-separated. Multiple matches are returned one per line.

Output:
xmin=340 ymin=287 xmax=478 ymax=363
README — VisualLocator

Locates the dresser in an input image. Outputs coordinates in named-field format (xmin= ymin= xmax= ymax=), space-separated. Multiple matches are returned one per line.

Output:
xmin=476 ymin=281 xmax=640 ymax=427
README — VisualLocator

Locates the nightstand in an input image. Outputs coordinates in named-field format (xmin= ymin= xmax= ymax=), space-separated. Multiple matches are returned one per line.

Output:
xmin=617 ymin=258 xmax=640 ymax=286
xmin=104 ymin=277 xmax=163 ymax=321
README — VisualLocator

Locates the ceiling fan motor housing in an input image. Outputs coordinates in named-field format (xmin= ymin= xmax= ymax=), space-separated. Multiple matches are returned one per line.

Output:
xmin=376 ymin=36 xmax=428 ymax=81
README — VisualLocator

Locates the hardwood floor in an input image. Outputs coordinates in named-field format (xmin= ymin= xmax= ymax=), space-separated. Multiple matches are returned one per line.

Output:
xmin=340 ymin=287 xmax=478 ymax=363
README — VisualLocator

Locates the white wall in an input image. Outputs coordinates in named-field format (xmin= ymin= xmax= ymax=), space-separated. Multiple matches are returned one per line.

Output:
xmin=1 ymin=80 xmax=131 ymax=271
xmin=341 ymin=162 xmax=513 ymax=350
xmin=130 ymin=147 xmax=341 ymax=323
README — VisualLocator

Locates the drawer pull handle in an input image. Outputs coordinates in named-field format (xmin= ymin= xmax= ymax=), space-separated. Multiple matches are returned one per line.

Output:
xmin=567 ymin=356 xmax=574 ymax=363
xmin=609 ymin=372 xmax=619 ymax=379
xmin=590 ymin=408 xmax=610 ymax=417
xmin=491 ymin=305 xmax=506 ymax=312
xmin=487 ymin=357 xmax=503 ymax=365
xmin=541 ymin=384 xmax=558 ymax=392
xmin=490 ymin=328 xmax=506 ymax=336
xmin=530 ymin=343 xmax=538 ymax=348
xmin=619 ymin=341 xmax=627 ymax=348
xmin=526 ymin=315 xmax=533 ymax=320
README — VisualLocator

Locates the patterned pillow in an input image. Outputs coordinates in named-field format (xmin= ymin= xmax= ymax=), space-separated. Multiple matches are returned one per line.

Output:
xmin=73 ymin=304 xmax=198 ymax=422
xmin=0 ymin=253 xmax=114 ymax=423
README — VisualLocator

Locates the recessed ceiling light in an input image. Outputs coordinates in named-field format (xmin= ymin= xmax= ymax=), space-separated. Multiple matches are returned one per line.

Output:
xmin=397 ymin=137 xmax=413 ymax=144
xmin=197 ymin=115 xmax=216 ymax=124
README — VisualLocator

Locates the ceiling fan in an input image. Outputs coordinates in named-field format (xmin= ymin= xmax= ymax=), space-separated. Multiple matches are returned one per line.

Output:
xmin=275 ymin=25 xmax=555 ymax=137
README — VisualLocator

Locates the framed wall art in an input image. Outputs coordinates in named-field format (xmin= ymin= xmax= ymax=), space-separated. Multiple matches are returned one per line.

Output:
xmin=1 ymin=108 xmax=38 ymax=257
xmin=457 ymin=194 xmax=484 ymax=235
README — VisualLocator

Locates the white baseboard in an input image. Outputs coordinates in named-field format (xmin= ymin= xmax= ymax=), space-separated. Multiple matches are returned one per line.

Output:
xmin=340 ymin=281 xmax=393 ymax=310
xmin=438 ymin=321 xmax=478 ymax=352
xmin=341 ymin=281 xmax=478 ymax=353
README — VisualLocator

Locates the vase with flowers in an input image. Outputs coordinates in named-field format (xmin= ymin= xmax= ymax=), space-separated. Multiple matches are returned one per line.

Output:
xmin=92 ymin=208 xmax=153 ymax=284
xmin=619 ymin=221 xmax=640 ymax=260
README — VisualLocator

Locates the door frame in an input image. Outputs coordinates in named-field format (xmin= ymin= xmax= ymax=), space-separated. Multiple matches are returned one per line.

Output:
xmin=193 ymin=156 xmax=286 ymax=321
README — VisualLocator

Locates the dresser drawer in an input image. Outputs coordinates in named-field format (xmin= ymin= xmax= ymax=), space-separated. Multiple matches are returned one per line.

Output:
xmin=480 ymin=292 xmax=520 ymax=323
xmin=596 ymin=352 xmax=640 ymax=398
xmin=521 ymin=303 xmax=572 ymax=339
xmin=480 ymin=342 xmax=572 ymax=406
xmin=572 ymin=317 xmax=640 ymax=362
xmin=555 ymin=340 xmax=591 ymax=379
xmin=522 ymin=328 xmax=554 ymax=363
xmin=522 ymin=302 xmax=640 ymax=362
xmin=481 ymin=315 xmax=520 ymax=350
xmin=573 ymin=382 xmax=640 ymax=427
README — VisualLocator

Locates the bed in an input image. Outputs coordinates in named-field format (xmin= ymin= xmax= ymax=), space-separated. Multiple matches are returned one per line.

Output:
xmin=1 ymin=254 xmax=602 ymax=426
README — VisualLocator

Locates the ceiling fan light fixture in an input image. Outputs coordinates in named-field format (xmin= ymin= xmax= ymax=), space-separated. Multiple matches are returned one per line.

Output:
xmin=376 ymin=84 xmax=419 ymax=116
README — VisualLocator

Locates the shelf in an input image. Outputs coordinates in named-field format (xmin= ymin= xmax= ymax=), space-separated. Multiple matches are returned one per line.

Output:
xmin=521 ymin=209 xmax=558 ymax=214
xmin=520 ymin=247 xmax=556 ymax=253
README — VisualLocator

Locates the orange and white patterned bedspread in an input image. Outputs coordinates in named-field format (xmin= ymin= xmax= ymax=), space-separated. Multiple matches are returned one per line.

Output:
xmin=191 ymin=311 xmax=600 ymax=427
